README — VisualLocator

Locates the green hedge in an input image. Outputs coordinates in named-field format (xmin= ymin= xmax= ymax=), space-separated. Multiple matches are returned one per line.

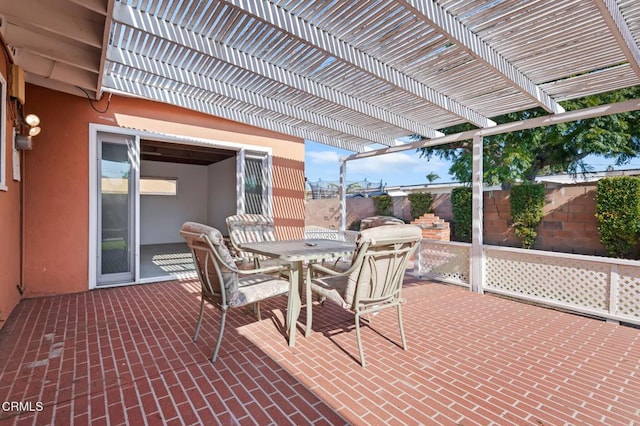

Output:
xmin=451 ymin=187 xmax=472 ymax=242
xmin=407 ymin=192 xmax=434 ymax=219
xmin=372 ymin=194 xmax=393 ymax=216
xmin=510 ymin=183 xmax=545 ymax=249
xmin=595 ymin=176 xmax=640 ymax=257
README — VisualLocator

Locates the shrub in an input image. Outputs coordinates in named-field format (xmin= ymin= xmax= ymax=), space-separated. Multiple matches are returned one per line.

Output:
xmin=451 ymin=187 xmax=472 ymax=242
xmin=510 ymin=183 xmax=545 ymax=249
xmin=372 ymin=194 xmax=393 ymax=216
xmin=407 ymin=192 xmax=434 ymax=219
xmin=595 ymin=176 xmax=640 ymax=257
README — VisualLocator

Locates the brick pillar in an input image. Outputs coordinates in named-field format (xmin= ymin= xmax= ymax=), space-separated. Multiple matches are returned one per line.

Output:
xmin=410 ymin=213 xmax=450 ymax=241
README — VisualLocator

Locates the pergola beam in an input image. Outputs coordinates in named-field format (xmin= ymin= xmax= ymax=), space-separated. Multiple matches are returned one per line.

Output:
xmin=397 ymin=0 xmax=564 ymax=114
xmin=346 ymin=98 xmax=640 ymax=161
xmin=111 ymin=2 xmax=442 ymax=141
xmin=594 ymin=0 xmax=640 ymax=78
xmin=224 ymin=0 xmax=494 ymax=128
xmin=106 ymin=47 xmax=400 ymax=147
xmin=103 ymin=73 xmax=370 ymax=153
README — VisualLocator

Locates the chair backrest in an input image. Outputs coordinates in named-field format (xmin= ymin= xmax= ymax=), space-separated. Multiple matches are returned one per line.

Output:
xmin=343 ymin=224 xmax=422 ymax=310
xmin=226 ymin=214 xmax=277 ymax=263
xmin=359 ymin=215 xmax=405 ymax=231
xmin=180 ymin=222 xmax=244 ymax=307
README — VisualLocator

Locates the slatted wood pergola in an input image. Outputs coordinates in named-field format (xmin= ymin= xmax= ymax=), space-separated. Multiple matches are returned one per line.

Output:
xmin=2 ymin=0 xmax=639 ymax=153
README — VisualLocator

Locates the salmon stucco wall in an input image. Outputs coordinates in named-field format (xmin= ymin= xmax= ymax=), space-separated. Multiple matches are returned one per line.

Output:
xmin=22 ymin=85 xmax=304 ymax=298
xmin=0 ymin=55 xmax=22 ymax=329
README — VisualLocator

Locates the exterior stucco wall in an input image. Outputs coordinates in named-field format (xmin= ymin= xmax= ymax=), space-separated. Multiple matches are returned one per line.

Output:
xmin=0 ymin=55 xmax=22 ymax=329
xmin=22 ymin=84 xmax=304 ymax=298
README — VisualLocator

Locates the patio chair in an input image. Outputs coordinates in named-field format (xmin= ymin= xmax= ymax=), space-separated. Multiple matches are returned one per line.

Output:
xmin=226 ymin=214 xmax=281 ymax=268
xmin=359 ymin=215 xmax=406 ymax=230
xmin=306 ymin=224 xmax=421 ymax=367
xmin=324 ymin=218 xmax=403 ymax=272
xmin=180 ymin=222 xmax=290 ymax=363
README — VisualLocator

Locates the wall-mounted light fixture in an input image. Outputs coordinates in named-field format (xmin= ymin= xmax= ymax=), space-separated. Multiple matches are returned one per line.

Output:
xmin=14 ymin=102 xmax=42 ymax=150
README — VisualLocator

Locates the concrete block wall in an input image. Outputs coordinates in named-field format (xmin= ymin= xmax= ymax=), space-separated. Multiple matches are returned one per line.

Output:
xmin=304 ymin=197 xmax=376 ymax=230
xmin=538 ymin=184 xmax=604 ymax=255
xmin=482 ymin=190 xmax=520 ymax=247
xmin=304 ymin=184 xmax=607 ymax=256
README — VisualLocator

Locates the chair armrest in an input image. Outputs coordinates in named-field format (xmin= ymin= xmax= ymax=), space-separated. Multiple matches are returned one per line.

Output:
xmin=237 ymin=264 xmax=291 ymax=277
xmin=308 ymin=262 xmax=345 ymax=277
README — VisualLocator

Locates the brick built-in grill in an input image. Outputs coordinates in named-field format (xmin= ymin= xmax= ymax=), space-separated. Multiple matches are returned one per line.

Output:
xmin=411 ymin=213 xmax=450 ymax=241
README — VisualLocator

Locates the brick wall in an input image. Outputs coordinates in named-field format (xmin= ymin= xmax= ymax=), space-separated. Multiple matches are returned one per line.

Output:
xmin=411 ymin=213 xmax=451 ymax=241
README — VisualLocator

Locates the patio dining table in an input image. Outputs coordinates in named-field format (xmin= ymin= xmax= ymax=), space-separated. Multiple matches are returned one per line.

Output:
xmin=240 ymin=238 xmax=355 ymax=347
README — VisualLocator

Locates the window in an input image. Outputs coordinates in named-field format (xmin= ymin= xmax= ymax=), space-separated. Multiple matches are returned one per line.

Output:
xmin=245 ymin=157 xmax=264 ymax=214
xmin=140 ymin=177 xmax=177 ymax=196
xmin=0 ymin=73 xmax=6 ymax=191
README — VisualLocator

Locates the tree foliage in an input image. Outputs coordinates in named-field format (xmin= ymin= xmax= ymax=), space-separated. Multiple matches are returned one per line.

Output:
xmin=425 ymin=172 xmax=440 ymax=183
xmin=372 ymin=194 xmax=393 ymax=216
xmin=418 ymin=87 xmax=640 ymax=184
xmin=510 ymin=183 xmax=545 ymax=249
xmin=451 ymin=187 xmax=472 ymax=242
xmin=407 ymin=193 xmax=434 ymax=219
xmin=595 ymin=177 xmax=640 ymax=258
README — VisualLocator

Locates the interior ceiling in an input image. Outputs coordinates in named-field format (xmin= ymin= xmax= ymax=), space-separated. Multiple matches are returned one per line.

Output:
xmin=140 ymin=139 xmax=236 ymax=166
xmin=1 ymin=0 xmax=639 ymax=153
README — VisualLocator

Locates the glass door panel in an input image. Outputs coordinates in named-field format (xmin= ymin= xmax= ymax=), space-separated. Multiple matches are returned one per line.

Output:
xmin=97 ymin=135 xmax=136 ymax=285
xmin=245 ymin=157 xmax=264 ymax=214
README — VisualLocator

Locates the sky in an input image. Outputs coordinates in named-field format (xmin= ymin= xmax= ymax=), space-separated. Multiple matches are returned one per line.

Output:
xmin=304 ymin=140 xmax=454 ymax=187
xmin=304 ymin=140 xmax=640 ymax=187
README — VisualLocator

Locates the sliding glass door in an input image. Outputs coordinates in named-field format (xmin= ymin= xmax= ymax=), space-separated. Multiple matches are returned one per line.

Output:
xmin=90 ymin=127 xmax=273 ymax=288
xmin=96 ymin=133 xmax=137 ymax=285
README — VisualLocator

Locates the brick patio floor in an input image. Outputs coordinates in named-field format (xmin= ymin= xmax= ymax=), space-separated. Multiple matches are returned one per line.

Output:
xmin=1 ymin=277 xmax=639 ymax=425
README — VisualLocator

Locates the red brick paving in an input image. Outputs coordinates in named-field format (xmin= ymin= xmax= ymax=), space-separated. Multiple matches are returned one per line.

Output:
xmin=1 ymin=277 xmax=639 ymax=425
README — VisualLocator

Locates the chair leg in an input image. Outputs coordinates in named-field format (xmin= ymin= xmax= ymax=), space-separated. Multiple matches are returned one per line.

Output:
xmin=397 ymin=304 xmax=407 ymax=351
xmin=254 ymin=301 xmax=262 ymax=321
xmin=305 ymin=279 xmax=313 ymax=337
xmin=193 ymin=297 xmax=206 ymax=342
xmin=211 ymin=310 xmax=227 ymax=363
xmin=354 ymin=312 xmax=366 ymax=367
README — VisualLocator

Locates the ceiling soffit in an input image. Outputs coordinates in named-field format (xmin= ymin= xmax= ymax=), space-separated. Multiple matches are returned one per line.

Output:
xmin=0 ymin=0 xmax=111 ymax=99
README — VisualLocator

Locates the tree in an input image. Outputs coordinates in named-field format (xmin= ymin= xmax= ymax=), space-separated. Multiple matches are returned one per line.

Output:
xmin=425 ymin=172 xmax=440 ymax=183
xmin=418 ymin=87 xmax=640 ymax=184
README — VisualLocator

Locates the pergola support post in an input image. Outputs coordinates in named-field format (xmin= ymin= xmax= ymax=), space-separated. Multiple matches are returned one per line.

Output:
xmin=471 ymin=135 xmax=485 ymax=294
xmin=339 ymin=159 xmax=347 ymax=232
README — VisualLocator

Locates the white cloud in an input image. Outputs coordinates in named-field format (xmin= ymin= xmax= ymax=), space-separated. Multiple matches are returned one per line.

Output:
xmin=306 ymin=150 xmax=343 ymax=164
xmin=349 ymin=152 xmax=447 ymax=176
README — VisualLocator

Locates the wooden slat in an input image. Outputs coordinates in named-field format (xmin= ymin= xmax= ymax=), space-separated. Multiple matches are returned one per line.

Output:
xmin=224 ymin=0 xmax=495 ymax=128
